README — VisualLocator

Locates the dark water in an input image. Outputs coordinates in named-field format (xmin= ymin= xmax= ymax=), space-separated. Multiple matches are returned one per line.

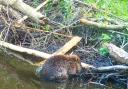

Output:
xmin=0 ymin=53 xmax=121 ymax=89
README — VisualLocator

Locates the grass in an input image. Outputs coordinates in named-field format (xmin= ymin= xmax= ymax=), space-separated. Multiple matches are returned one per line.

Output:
xmin=84 ymin=0 xmax=128 ymax=21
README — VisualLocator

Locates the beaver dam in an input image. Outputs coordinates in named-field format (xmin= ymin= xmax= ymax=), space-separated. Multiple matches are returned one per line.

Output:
xmin=0 ymin=0 xmax=128 ymax=89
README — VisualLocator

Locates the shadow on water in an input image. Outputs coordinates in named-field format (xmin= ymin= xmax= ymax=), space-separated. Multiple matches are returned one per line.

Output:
xmin=0 ymin=53 xmax=124 ymax=89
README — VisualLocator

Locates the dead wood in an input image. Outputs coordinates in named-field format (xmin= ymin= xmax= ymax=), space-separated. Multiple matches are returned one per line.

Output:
xmin=1 ymin=5 xmax=22 ymax=20
xmin=53 ymin=36 xmax=82 ymax=55
xmin=80 ymin=18 xmax=127 ymax=30
xmin=96 ymin=65 xmax=128 ymax=72
xmin=106 ymin=43 xmax=128 ymax=64
xmin=0 ymin=41 xmax=51 ymax=59
xmin=18 ymin=0 xmax=49 ymax=23
xmin=0 ymin=0 xmax=45 ymax=22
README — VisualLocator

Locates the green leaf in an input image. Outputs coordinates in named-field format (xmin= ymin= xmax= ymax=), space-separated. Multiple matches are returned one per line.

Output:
xmin=99 ymin=47 xmax=109 ymax=57
xmin=101 ymin=34 xmax=111 ymax=42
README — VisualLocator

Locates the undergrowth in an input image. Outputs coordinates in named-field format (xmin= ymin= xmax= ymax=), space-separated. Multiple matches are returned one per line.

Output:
xmin=31 ymin=0 xmax=128 ymax=51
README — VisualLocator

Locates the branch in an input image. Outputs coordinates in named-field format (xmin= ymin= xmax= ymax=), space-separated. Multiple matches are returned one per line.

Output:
xmin=82 ymin=63 xmax=128 ymax=73
xmin=0 ymin=0 xmax=45 ymax=22
xmin=96 ymin=65 xmax=128 ymax=72
xmin=18 ymin=0 xmax=49 ymax=23
xmin=80 ymin=19 xmax=127 ymax=30
xmin=53 ymin=36 xmax=82 ymax=55
xmin=0 ymin=41 xmax=51 ymax=59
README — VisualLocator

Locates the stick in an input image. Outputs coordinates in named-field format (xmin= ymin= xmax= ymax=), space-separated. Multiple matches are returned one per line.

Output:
xmin=81 ymin=62 xmax=95 ymax=69
xmin=53 ymin=36 xmax=82 ymax=55
xmin=18 ymin=0 xmax=49 ymax=23
xmin=0 ymin=41 xmax=51 ymax=59
xmin=81 ymin=63 xmax=128 ymax=72
xmin=80 ymin=19 xmax=126 ymax=30
xmin=0 ymin=0 xmax=45 ymax=22
xmin=96 ymin=65 xmax=128 ymax=72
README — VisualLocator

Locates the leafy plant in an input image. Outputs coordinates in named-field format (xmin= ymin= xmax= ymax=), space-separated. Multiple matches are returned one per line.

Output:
xmin=99 ymin=47 xmax=109 ymax=57
xmin=45 ymin=0 xmax=74 ymax=21
xmin=59 ymin=0 xmax=74 ymax=20
xmin=101 ymin=33 xmax=111 ymax=43
xmin=98 ymin=34 xmax=111 ymax=56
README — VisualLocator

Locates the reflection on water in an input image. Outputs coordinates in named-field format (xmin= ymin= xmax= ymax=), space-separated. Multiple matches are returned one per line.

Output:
xmin=0 ymin=53 xmax=118 ymax=89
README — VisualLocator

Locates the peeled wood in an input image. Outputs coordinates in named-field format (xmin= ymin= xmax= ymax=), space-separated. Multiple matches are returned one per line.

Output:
xmin=0 ymin=0 xmax=45 ymax=22
xmin=34 ymin=36 xmax=82 ymax=66
xmin=18 ymin=0 xmax=49 ymax=23
xmin=106 ymin=43 xmax=128 ymax=64
xmin=0 ymin=41 xmax=51 ymax=59
xmin=80 ymin=18 xmax=126 ymax=30
xmin=53 ymin=36 xmax=82 ymax=55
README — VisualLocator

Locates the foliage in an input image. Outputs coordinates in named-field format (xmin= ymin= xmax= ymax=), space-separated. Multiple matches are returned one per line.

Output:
xmin=98 ymin=34 xmax=111 ymax=57
xmin=99 ymin=47 xmax=109 ymax=57
xmin=45 ymin=0 xmax=74 ymax=21
xmin=59 ymin=0 xmax=74 ymax=20
xmin=84 ymin=0 xmax=128 ymax=21
xmin=31 ymin=0 xmax=128 ymax=48
xmin=101 ymin=33 xmax=112 ymax=43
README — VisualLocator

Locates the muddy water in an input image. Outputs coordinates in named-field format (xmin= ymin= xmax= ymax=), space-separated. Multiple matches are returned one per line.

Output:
xmin=0 ymin=53 xmax=109 ymax=89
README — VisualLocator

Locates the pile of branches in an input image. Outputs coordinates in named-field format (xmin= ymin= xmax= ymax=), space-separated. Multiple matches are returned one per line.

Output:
xmin=0 ymin=0 xmax=128 ymax=88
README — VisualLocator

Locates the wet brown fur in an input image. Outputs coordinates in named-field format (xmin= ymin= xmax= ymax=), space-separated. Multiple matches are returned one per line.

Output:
xmin=40 ymin=54 xmax=81 ymax=82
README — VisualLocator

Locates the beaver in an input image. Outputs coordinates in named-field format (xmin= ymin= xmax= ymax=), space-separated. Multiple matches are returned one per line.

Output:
xmin=37 ymin=55 xmax=81 ymax=83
